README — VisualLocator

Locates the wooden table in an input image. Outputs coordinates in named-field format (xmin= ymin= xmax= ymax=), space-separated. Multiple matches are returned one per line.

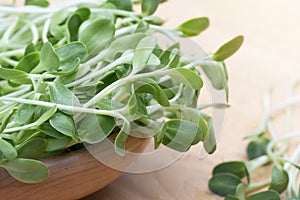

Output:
xmin=3 ymin=0 xmax=300 ymax=199
xmin=84 ymin=0 xmax=300 ymax=199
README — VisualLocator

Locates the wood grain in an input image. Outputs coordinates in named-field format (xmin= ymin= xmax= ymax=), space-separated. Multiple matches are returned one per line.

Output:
xmin=0 ymin=136 xmax=149 ymax=200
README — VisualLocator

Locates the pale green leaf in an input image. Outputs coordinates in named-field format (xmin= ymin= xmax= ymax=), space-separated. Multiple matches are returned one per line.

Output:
xmin=212 ymin=35 xmax=244 ymax=61
xmin=177 ymin=17 xmax=209 ymax=37
xmin=3 ymin=158 xmax=49 ymax=183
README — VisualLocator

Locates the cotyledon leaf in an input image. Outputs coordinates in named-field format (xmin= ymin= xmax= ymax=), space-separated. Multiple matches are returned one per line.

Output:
xmin=132 ymin=36 xmax=157 ymax=74
xmin=0 ymin=67 xmax=31 ymax=84
xmin=48 ymin=81 xmax=80 ymax=114
xmin=212 ymin=35 xmax=244 ymax=62
xmin=177 ymin=17 xmax=209 ymax=37
xmin=0 ymin=138 xmax=17 ymax=160
xmin=49 ymin=112 xmax=77 ymax=139
xmin=166 ymin=68 xmax=203 ymax=90
xmin=2 ymin=158 xmax=49 ymax=183
xmin=142 ymin=0 xmax=160 ymax=16
xmin=31 ymin=42 xmax=60 ymax=74
xmin=79 ymin=18 xmax=115 ymax=53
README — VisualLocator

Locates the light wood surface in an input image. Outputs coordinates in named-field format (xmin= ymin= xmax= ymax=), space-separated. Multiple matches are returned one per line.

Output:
xmin=84 ymin=0 xmax=300 ymax=199
xmin=2 ymin=0 xmax=299 ymax=199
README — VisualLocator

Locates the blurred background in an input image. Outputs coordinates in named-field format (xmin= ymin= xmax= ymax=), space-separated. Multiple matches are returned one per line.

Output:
xmin=3 ymin=0 xmax=300 ymax=199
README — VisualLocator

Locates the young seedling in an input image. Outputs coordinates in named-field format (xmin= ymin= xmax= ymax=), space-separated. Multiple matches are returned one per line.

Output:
xmin=209 ymin=82 xmax=300 ymax=200
xmin=0 ymin=0 xmax=242 ymax=183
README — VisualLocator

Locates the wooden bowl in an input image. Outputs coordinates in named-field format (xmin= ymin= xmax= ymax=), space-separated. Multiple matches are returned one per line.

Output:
xmin=0 ymin=136 xmax=149 ymax=200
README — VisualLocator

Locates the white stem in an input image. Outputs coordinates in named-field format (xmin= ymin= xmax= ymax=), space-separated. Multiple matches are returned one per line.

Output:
xmin=29 ymin=74 xmax=57 ymax=79
xmin=3 ymin=85 xmax=32 ymax=98
xmin=83 ymin=69 xmax=166 ymax=108
xmin=0 ymin=49 xmax=24 ymax=57
xmin=42 ymin=19 xmax=51 ymax=43
xmin=0 ymin=96 xmax=123 ymax=119
xmin=258 ymin=95 xmax=300 ymax=131
xmin=1 ymin=16 xmax=19 ymax=43
xmin=25 ymin=20 xmax=39 ymax=44
xmin=115 ymin=25 xmax=137 ymax=37
xmin=1 ymin=57 xmax=18 ymax=67
xmin=66 ymin=53 xmax=134 ymax=88
xmin=4 ymin=121 xmax=40 ymax=133
xmin=267 ymin=131 xmax=300 ymax=161
xmin=263 ymin=87 xmax=277 ymax=139
xmin=149 ymin=25 xmax=179 ymax=42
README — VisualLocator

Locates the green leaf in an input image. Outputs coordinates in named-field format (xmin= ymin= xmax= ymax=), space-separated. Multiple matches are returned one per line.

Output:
xmin=25 ymin=0 xmax=49 ymax=7
xmin=54 ymin=42 xmax=88 ymax=75
xmin=67 ymin=8 xmax=91 ymax=42
xmin=126 ymin=93 xmax=148 ymax=119
xmin=246 ymin=190 xmax=280 ymax=200
xmin=162 ymin=119 xmax=202 ymax=151
xmin=104 ymin=33 xmax=146 ymax=62
xmin=181 ymin=109 xmax=208 ymax=140
xmin=108 ymin=0 xmax=133 ymax=11
xmin=160 ymin=42 xmax=180 ymax=67
xmin=49 ymin=113 xmax=77 ymax=139
xmin=212 ymin=35 xmax=244 ymax=61
xmin=31 ymin=42 xmax=60 ymax=73
xmin=17 ymin=137 xmax=47 ymax=159
xmin=200 ymin=61 xmax=227 ymax=90
xmin=33 ymin=106 xmax=57 ymax=127
xmin=48 ymin=81 xmax=80 ymax=114
xmin=135 ymin=79 xmax=170 ymax=107
xmin=0 ymin=108 xmax=17 ymax=132
xmin=269 ymin=165 xmax=289 ymax=193
xmin=142 ymin=0 xmax=160 ymax=16
xmin=0 ymin=138 xmax=17 ymax=160
xmin=77 ymin=114 xmax=115 ymax=143
xmin=15 ymin=52 xmax=40 ymax=73
xmin=75 ymin=7 xmax=91 ymax=22
xmin=3 ymin=158 xmax=49 ymax=183
xmin=167 ymin=68 xmax=203 ymax=90
xmin=154 ymin=122 xmax=166 ymax=149
xmin=208 ymin=173 xmax=242 ymax=197
xmin=135 ymin=20 xmax=149 ymax=32
xmin=213 ymin=161 xmax=250 ymax=182
xmin=203 ymin=117 xmax=217 ymax=154
xmin=177 ymin=17 xmax=209 ymax=37
xmin=0 ymin=67 xmax=31 ymax=84
xmin=24 ymin=43 xmax=35 ymax=55
xmin=14 ymin=104 xmax=35 ymax=125
xmin=67 ymin=14 xmax=82 ymax=42
xmin=132 ymin=36 xmax=157 ymax=74
xmin=79 ymin=18 xmax=115 ymax=53
xmin=46 ymin=137 xmax=71 ymax=152
xmin=114 ymin=122 xmax=130 ymax=156
xmin=50 ymin=8 xmax=69 ymax=39
xmin=225 ymin=195 xmax=240 ymax=200
xmin=38 ymin=122 xmax=66 ymax=138
xmin=247 ymin=137 xmax=270 ymax=160
xmin=56 ymin=42 xmax=87 ymax=63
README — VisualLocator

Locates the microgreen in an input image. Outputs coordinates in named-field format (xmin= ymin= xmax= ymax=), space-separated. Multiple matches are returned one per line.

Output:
xmin=0 ymin=0 xmax=242 ymax=183
xmin=209 ymin=83 xmax=300 ymax=199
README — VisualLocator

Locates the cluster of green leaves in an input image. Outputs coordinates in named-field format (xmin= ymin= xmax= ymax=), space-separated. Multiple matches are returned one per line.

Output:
xmin=209 ymin=81 xmax=300 ymax=200
xmin=0 ymin=0 xmax=242 ymax=183
xmin=208 ymin=133 xmax=300 ymax=199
